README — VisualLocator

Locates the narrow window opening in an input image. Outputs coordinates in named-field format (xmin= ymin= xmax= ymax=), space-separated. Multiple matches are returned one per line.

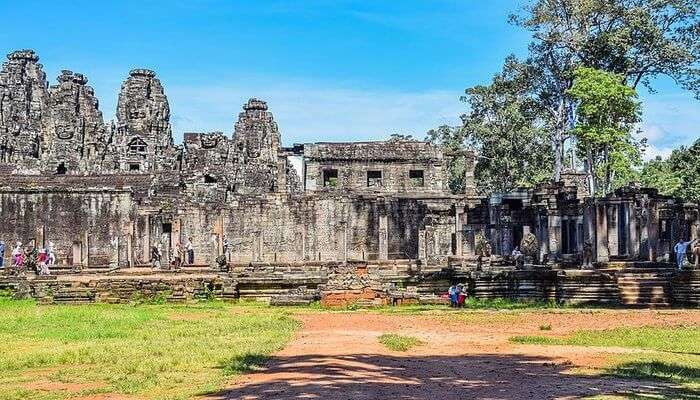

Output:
xmin=367 ymin=170 xmax=382 ymax=187
xmin=323 ymin=169 xmax=338 ymax=187
xmin=55 ymin=162 xmax=67 ymax=175
xmin=409 ymin=170 xmax=424 ymax=187
xmin=129 ymin=163 xmax=140 ymax=171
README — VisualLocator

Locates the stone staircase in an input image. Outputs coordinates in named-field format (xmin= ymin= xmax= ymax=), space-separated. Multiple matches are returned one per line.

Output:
xmin=615 ymin=268 xmax=674 ymax=307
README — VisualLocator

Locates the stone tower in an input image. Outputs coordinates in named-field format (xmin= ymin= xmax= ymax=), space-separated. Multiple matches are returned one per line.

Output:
xmin=230 ymin=98 xmax=282 ymax=194
xmin=0 ymin=49 xmax=50 ymax=166
xmin=44 ymin=70 xmax=107 ymax=174
xmin=108 ymin=69 xmax=180 ymax=172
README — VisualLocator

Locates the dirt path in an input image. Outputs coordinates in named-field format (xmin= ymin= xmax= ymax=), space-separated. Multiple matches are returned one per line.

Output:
xmin=207 ymin=310 xmax=699 ymax=400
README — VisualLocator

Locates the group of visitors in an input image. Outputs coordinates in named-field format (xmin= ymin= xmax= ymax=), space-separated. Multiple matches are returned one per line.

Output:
xmin=0 ymin=240 xmax=55 ymax=275
xmin=150 ymin=237 xmax=199 ymax=270
xmin=448 ymin=284 xmax=467 ymax=307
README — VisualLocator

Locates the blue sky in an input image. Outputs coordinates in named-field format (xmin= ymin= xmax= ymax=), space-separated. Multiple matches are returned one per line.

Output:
xmin=0 ymin=0 xmax=697 ymax=158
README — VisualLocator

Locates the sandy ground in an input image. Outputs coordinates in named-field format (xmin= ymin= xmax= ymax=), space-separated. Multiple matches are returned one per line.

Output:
xmin=206 ymin=309 xmax=700 ymax=400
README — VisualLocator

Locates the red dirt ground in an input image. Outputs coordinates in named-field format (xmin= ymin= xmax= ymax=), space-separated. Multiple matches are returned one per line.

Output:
xmin=206 ymin=309 xmax=699 ymax=400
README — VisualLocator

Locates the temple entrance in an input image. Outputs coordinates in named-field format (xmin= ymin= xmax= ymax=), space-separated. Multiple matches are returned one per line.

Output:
xmin=617 ymin=205 xmax=629 ymax=256
xmin=161 ymin=223 xmax=172 ymax=264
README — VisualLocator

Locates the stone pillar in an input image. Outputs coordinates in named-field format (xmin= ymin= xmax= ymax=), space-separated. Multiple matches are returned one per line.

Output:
xmin=583 ymin=203 xmax=597 ymax=259
xmin=596 ymin=204 xmax=609 ymax=262
xmin=455 ymin=208 xmax=463 ymax=256
xmin=629 ymin=203 xmax=639 ymax=259
xmin=142 ymin=215 xmax=150 ymax=265
xmin=548 ymin=214 xmax=561 ymax=259
xmin=82 ymin=231 xmax=90 ymax=266
xmin=607 ymin=205 xmax=619 ymax=257
xmin=379 ymin=214 xmax=388 ymax=260
xmin=647 ymin=205 xmax=659 ymax=261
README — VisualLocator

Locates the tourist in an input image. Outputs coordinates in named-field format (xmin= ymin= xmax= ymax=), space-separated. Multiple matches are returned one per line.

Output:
xmin=150 ymin=245 xmax=162 ymax=269
xmin=673 ymin=238 xmax=696 ymax=271
xmin=47 ymin=242 xmax=56 ymax=266
xmin=186 ymin=237 xmax=194 ymax=265
xmin=11 ymin=242 xmax=22 ymax=267
xmin=457 ymin=284 xmax=467 ymax=307
xmin=223 ymin=236 xmax=229 ymax=260
xmin=582 ymin=240 xmax=593 ymax=269
xmin=694 ymin=241 xmax=700 ymax=268
xmin=37 ymin=249 xmax=50 ymax=275
xmin=0 ymin=240 xmax=5 ymax=269
xmin=511 ymin=246 xmax=524 ymax=269
xmin=448 ymin=284 xmax=458 ymax=307
xmin=174 ymin=242 xmax=183 ymax=269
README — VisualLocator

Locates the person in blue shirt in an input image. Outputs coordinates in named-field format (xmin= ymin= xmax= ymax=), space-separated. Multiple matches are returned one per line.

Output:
xmin=0 ymin=241 xmax=5 ymax=268
xmin=673 ymin=239 xmax=697 ymax=270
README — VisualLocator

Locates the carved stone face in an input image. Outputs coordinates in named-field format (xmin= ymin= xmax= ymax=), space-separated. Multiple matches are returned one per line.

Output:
xmin=56 ymin=127 xmax=74 ymax=140
xmin=245 ymin=124 xmax=266 ymax=158
xmin=200 ymin=135 xmax=219 ymax=149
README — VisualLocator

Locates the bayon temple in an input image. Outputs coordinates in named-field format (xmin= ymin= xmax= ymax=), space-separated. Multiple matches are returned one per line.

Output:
xmin=0 ymin=49 xmax=698 ymax=306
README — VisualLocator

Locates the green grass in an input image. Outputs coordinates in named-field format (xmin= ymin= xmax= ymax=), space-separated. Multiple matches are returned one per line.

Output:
xmin=510 ymin=325 xmax=700 ymax=393
xmin=0 ymin=297 xmax=298 ymax=400
xmin=377 ymin=333 xmax=425 ymax=351
xmin=510 ymin=325 xmax=699 ymax=353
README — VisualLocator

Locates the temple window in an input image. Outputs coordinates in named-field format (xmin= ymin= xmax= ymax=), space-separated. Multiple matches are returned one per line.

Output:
xmin=367 ymin=170 xmax=382 ymax=187
xmin=204 ymin=174 xmax=217 ymax=184
xmin=409 ymin=170 xmax=424 ymax=187
xmin=323 ymin=169 xmax=338 ymax=187
xmin=129 ymin=163 xmax=140 ymax=171
xmin=55 ymin=162 xmax=67 ymax=175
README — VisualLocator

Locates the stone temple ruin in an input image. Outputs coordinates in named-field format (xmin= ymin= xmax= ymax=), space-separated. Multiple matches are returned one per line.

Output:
xmin=0 ymin=49 xmax=698 ymax=307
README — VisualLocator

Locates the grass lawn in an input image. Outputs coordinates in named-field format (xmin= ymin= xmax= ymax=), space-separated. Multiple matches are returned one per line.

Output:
xmin=0 ymin=298 xmax=298 ymax=400
xmin=511 ymin=325 xmax=700 ymax=396
xmin=377 ymin=333 xmax=425 ymax=351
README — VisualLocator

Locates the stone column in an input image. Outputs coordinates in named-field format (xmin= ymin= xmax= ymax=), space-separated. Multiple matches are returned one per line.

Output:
xmin=379 ymin=214 xmax=388 ymax=260
xmin=548 ymin=214 xmax=561 ymax=259
xmin=596 ymin=204 xmax=609 ymax=262
xmin=607 ymin=205 xmax=619 ymax=257
xmin=142 ymin=215 xmax=150 ymax=265
xmin=629 ymin=203 xmax=639 ymax=259
xmin=455 ymin=208 xmax=463 ymax=256
xmin=647 ymin=205 xmax=659 ymax=261
xmin=583 ymin=203 xmax=597 ymax=259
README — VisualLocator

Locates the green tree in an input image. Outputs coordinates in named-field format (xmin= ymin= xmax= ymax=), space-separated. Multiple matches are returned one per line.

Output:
xmin=460 ymin=57 xmax=552 ymax=194
xmin=639 ymin=156 xmax=682 ymax=196
xmin=512 ymin=0 xmax=700 ymax=181
xmin=425 ymin=125 xmax=468 ymax=193
xmin=668 ymin=139 xmax=700 ymax=202
xmin=567 ymin=67 xmax=643 ymax=195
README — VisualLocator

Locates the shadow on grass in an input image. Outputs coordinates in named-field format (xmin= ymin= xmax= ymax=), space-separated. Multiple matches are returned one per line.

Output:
xmin=607 ymin=361 xmax=700 ymax=385
xmin=201 ymin=353 xmax=698 ymax=400
xmin=218 ymin=352 xmax=269 ymax=375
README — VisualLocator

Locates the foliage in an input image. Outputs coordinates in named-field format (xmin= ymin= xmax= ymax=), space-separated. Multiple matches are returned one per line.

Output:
xmin=0 ymin=299 xmax=297 ymax=400
xmin=378 ymin=334 xmax=425 ymax=351
xmin=460 ymin=56 xmax=553 ymax=193
xmin=425 ymin=125 xmax=468 ymax=193
xmin=510 ymin=0 xmax=700 ymax=181
xmin=639 ymin=156 xmax=683 ymax=196
xmin=639 ymin=138 xmax=700 ymax=202
xmin=388 ymin=133 xmax=415 ymax=141
xmin=567 ymin=67 xmax=644 ymax=195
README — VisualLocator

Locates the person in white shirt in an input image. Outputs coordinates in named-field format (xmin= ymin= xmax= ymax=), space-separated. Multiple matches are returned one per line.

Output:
xmin=185 ymin=238 xmax=194 ymax=265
